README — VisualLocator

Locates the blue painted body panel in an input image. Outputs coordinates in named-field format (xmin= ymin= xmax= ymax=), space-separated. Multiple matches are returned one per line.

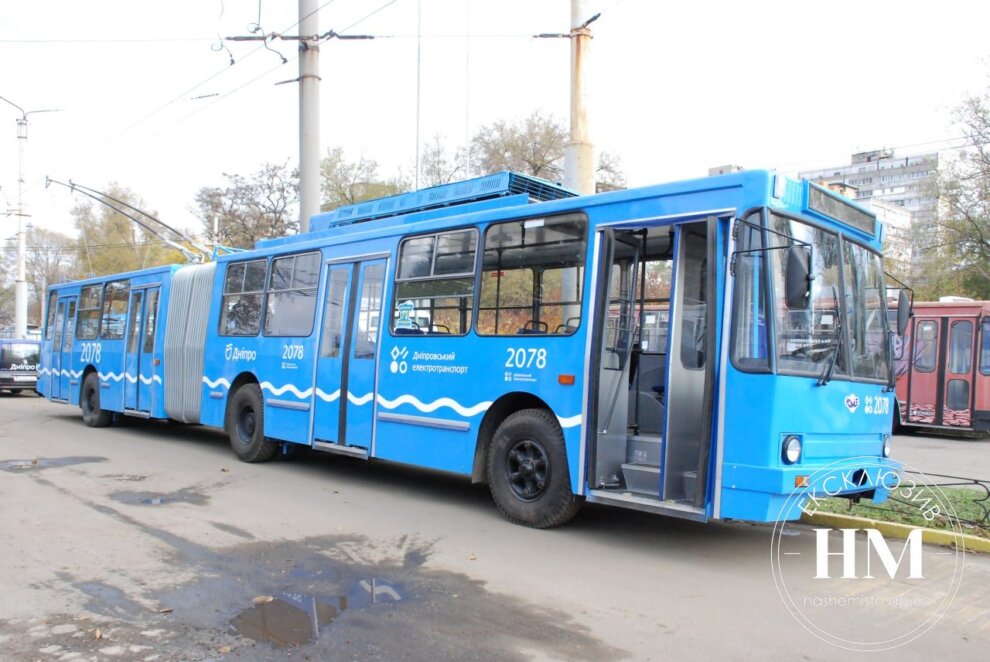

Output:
xmin=37 ymin=170 xmax=898 ymax=524
xmin=39 ymin=265 xmax=178 ymax=420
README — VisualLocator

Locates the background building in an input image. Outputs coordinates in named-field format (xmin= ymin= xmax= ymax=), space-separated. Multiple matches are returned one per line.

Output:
xmin=799 ymin=149 xmax=939 ymax=280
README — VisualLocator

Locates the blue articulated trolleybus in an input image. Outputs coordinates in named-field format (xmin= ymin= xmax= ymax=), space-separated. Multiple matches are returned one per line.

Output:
xmin=39 ymin=170 xmax=902 ymax=527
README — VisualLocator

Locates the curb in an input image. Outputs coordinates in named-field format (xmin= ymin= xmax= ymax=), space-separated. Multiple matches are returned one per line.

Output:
xmin=801 ymin=511 xmax=990 ymax=554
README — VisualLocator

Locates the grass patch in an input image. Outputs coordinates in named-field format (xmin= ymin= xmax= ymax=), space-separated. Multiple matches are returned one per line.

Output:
xmin=814 ymin=486 xmax=990 ymax=540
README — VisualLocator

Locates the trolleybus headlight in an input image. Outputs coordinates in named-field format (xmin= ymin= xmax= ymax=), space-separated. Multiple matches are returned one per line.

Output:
xmin=883 ymin=435 xmax=891 ymax=458
xmin=782 ymin=435 xmax=802 ymax=464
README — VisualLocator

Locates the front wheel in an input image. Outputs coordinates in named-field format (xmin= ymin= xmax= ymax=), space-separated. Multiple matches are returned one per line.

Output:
xmin=226 ymin=384 xmax=277 ymax=463
xmin=487 ymin=409 xmax=581 ymax=528
xmin=80 ymin=373 xmax=112 ymax=427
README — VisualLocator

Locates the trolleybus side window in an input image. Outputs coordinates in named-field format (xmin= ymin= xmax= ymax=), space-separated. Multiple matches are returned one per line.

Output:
xmin=914 ymin=321 xmax=937 ymax=372
xmin=45 ymin=292 xmax=57 ymax=340
xmin=144 ymin=289 xmax=160 ymax=353
xmin=679 ymin=229 xmax=708 ymax=370
xmin=264 ymin=252 xmax=320 ymax=337
xmin=948 ymin=320 xmax=973 ymax=375
xmin=355 ymin=263 xmax=385 ymax=358
xmin=392 ymin=229 xmax=477 ymax=335
xmin=981 ymin=319 xmax=990 ymax=376
xmin=220 ymin=259 xmax=268 ymax=336
xmin=100 ymin=280 xmax=130 ymax=340
xmin=76 ymin=285 xmax=103 ymax=340
xmin=321 ymin=268 xmax=349 ymax=357
xmin=730 ymin=214 xmax=770 ymax=371
xmin=477 ymin=213 xmax=587 ymax=336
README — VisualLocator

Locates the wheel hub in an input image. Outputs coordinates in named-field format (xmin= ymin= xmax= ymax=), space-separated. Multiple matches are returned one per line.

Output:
xmin=506 ymin=438 xmax=550 ymax=502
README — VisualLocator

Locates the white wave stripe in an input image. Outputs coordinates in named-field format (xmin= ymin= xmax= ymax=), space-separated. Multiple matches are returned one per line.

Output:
xmin=138 ymin=374 xmax=163 ymax=385
xmin=348 ymin=391 xmax=375 ymax=406
xmin=376 ymin=394 xmax=493 ymax=418
xmin=202 ymin=376 xmax=231 ymax=390
xmin=260 ymin=382 xmax=313 ymax=399
xmin=38 ymin=367 xmax=50 ymax=376
xmin=99 ymin=372 xmax=124 ymax=383
xmin=315 ymin=388 xmax=341 ymax=403
xmin=556 ymin=414 xmax=583 ymax=429
xmin=124 ymin=373 xmax=138 ymax=384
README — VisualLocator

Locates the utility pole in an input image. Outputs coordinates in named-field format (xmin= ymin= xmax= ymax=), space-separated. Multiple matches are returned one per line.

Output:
xmin=563 ymin=0 xmax=596 ymax=195
xmin=297 ymin=0 xmax=321 ymax=234
xmin=0 ymin=95 xmax=60 ymax=338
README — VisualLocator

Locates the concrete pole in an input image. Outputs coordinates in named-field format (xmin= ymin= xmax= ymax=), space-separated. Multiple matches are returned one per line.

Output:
xmin=298 ymin=0 xmax=321 ymax=233
xmin=563 ymin=0 xmax=594 ymax=195
xmin=15 ymin=117 xmax=27 ymax=338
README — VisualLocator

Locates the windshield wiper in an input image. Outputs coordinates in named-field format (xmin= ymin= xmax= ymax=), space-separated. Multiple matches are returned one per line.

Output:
xmin=818 ymin=286 xmax=844 ymax=386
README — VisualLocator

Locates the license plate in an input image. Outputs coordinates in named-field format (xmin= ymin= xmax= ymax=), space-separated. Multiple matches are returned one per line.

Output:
xmin=12 ymin=375 xmax=36 ymax=382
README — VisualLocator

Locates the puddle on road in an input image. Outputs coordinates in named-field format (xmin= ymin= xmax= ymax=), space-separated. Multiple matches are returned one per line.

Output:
xmin=232 ymin=578 xmax=404 ymax=646
xmin=109 ymin=487 xmax=210 ymax=507
xmin=0 ymin=456 xmax=106 ymax=472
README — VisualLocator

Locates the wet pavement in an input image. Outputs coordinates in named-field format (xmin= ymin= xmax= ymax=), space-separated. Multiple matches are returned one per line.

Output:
xmin=2 ymin=393 xmax=989 ymax=660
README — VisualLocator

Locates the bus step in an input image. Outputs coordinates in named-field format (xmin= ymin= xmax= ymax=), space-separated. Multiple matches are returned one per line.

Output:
xmin=586 ymin=489 xmax=707 ymax=522
xmin=627 ymin=434 xmax=662 ymax=466
xmin=621 ymin=462 xmax=660 ymax=496
xmin=312 ymin=441 xmax=369 ymax=460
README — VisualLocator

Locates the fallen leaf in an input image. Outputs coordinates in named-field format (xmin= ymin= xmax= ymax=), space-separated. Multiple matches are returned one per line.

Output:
xmin=252 ymin=596 xmax=275 ymax=605
xmin=94 ymin=628 xmax=103 ymax=640
xmin=221 ymin=468 xmax=230 ymax=473
xmin=157 ymin=608 xmax=173 ymax=614
xmin=468 ymin=553 xmax=477 ymax=561
xmin=218 ymin=646 xmax=231 ymax=654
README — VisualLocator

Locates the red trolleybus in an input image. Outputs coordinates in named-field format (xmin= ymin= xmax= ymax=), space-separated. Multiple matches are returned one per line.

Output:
xmin=895 ymin=298 xmax=990 ymax=433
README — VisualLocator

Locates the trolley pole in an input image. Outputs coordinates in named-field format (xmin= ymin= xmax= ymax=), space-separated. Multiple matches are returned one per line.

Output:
xmin=563 ymin=0 xmax=595 ymax=195
xmin=298 ymin=0 xmax=321 ymax=233
xmin=1 ymin=96 xmax=60 ymax=338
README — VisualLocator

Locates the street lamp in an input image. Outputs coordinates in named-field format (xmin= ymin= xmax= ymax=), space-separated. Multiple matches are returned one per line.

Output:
xmin=0 ymin=95 xmax=61 ymax=339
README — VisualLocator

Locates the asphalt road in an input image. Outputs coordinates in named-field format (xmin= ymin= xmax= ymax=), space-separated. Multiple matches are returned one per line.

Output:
xmin=1 ymin=393 xmax=988 ymax=661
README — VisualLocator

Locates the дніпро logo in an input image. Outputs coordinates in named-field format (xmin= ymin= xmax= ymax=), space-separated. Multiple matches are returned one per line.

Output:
xmin=770 ymin=457 xmax=965 ymax=652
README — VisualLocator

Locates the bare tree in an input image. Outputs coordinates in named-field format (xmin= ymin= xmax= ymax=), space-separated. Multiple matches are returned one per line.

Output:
xmin=196 ymin=161 xmax=299 ymax=249
xmin=320 ymin=147 xmax=408 ymax=211
xmin=420 ymin=134 xmax=466 ymax=187
xmin=469 ymin=111 xmax=567 ymax=180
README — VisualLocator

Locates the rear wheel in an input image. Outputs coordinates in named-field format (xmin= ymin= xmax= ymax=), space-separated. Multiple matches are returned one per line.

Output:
xmin=487 ymin=409 xmax=581 ymax=528
xmin=80 ymin=373 xmax=112 ymax=427
xmin=226 ymin=384 xmax=277 ymax=463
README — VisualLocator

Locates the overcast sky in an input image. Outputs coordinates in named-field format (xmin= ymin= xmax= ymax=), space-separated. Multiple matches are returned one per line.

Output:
xmin=2 ymin=0 xmax=988 ymax=242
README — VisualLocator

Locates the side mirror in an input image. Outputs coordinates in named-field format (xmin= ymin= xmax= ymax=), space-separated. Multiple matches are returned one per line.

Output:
xmin=897 ymin=289 xmax=911 ymax=336
xmin=785 ymin=245 xmax=812 ymax=310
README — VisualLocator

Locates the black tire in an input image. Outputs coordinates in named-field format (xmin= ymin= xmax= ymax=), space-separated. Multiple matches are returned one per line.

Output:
xmin=226 ymin=383 xmax=277 ymax=463
xmin=487 ymin=409 xmax=581 ymax=528
xmin=80 ymin=373 xmax=112 ymax=428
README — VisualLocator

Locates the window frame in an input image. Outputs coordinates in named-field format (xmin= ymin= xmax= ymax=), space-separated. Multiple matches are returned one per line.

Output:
xmin=219 ymin=258 xmax=269 ymax=337
xmin=913 ymin=320 xmax=938 ymax=373
xmin=391 ymin=227 xmax=479 ymax=337
xmin=76 ymin=284 xmax=104 ymax=340
xmin=980 ymin=318 xmax=990 ymax=377
xmin=263 ymin=251 xmax=322 ymax=338
xmin=475 ymin=212 xmax=589 ymax=337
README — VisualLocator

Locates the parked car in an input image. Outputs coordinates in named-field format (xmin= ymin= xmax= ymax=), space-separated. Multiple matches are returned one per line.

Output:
xmin=0 ymin=339 xmax=40 ymax=395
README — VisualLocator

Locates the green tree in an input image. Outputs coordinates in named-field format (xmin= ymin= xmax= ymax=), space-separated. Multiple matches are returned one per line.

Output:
xmin=925 ymin=88 xmax=990 ymax=299
xmin=195 ymin=161 xmax=299 ymax=249
xmin=74 ymin=184 xmax=184 ymax=277
xmin=320 ymin=147 xmax=408 ymax=211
